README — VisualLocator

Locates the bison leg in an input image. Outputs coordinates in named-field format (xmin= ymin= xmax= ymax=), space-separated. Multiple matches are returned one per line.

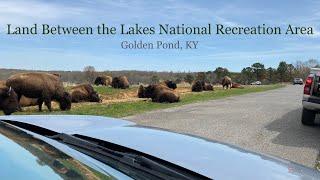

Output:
xmin=44 ymin=99 xmax=52 ymax=112
xmin=17 ymin=94 xmax=22 ymax=111
xmin=37 ymin=99 xmax=44 ymax=112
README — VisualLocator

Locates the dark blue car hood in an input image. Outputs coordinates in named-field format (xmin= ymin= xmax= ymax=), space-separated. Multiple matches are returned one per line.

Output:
xmin=0 ymin=115 xmax=319 ymax=179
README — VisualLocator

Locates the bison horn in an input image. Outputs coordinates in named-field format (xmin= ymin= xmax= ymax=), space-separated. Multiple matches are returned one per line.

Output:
xmin=7 ymin=86 xmax=12 ymax=96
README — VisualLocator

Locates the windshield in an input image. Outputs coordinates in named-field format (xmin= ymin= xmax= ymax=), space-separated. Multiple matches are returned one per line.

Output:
xmin=0 ymin=122 xmax=114 ymax=180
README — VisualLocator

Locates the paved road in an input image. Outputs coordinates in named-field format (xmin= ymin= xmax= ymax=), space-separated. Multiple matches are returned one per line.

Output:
xmin=125 ymin=85 xmax=320 ymax=168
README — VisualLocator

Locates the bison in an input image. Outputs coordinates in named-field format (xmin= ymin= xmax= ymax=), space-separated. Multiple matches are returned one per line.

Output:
xmin=112 ymin=76 xmax=130 ymax=89
xmin=203 ymin=83 xmax=214 ymax=91
xmin=19 ymin=96 xmax=38 ymax=107
xmin=6 ymin=73 xmax=72 ymax=112
xmin=161 ymin=80 xmax=177 ymax=90
xmin=191 ymin=80 xmax=204 ymax=92
xmin=94 ymin=76 xmax=112 ymax=86
xmin=70 ymin=84 xmax=101 ymax=103
xmin=222 ymin=76 xmax=232 ymax=89
xmin=0 ymin=86 xmax=19 ymax=115
xmin=138 ymin=84 xmax=179 ymax=103
xmin=191 ymin=81 xmax=213 ymax=92
xmin=231 ymin=83 xmax=244 ymax=89
xmin=0 ymin=80 xmax=5 ymax=87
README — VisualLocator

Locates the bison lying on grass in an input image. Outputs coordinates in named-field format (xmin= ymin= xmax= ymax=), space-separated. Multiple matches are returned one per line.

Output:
xmin=6 ymin=73 xmax=72 ymax=112
xmin=222 ymin=76 xmax=232 ymax=89
xmin=94 ymin=76 xmax=112 ymax=86
xmin=138 ymin=84 xmax=179 ymax=103
xmin=160 ymin=80 xmax=177 ymax=90
xmin=0 ymin=85 xmax=19 ymax=115
xmin=231 ymin=83 xmax=244 ymax=89
xmin=70 ymin=84 xmax=101 ymax=103
xmin=112 ymin=76 xmax=130 ymax=89
xmin=192 ymin=81 xmax=214 ymax=92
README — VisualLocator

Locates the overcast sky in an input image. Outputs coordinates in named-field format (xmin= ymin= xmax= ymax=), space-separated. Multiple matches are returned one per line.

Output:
xmin=0 ymin=0 xmax=319 ymax=72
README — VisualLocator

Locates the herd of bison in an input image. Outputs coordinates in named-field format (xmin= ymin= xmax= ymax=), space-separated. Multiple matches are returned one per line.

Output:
xmin=0 ymin=72 xmax=240 ymax=115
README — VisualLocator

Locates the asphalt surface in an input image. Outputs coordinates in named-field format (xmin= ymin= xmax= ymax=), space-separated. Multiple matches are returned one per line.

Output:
xmin=125 ymin=85 xmax=320 ymax=168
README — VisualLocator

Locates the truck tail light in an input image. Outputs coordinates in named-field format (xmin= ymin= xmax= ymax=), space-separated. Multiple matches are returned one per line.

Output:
xmin=304 ymin=76 xmax=313 ymax=95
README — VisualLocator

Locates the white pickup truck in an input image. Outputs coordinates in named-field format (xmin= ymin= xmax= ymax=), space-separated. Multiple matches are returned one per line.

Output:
xmin=302 ymin=68 xmax=320 ymax=125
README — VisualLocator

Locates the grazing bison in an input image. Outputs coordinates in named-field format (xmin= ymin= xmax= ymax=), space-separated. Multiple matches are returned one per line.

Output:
xmin=70 ymin=84 xmax=101 ymax=103
xmin=0 ymin=86 xmax=19 ymax=115
xmin=138 ymin=84 xmax=179 ymax=103
xmin=161 ymin=80 xmax=177 ymax=90
xmin=6 ymin=73 xmax=72 ymax=112
xmin=222 ymin=76 xmax=232 ymax=89
xmin=94 ymin=76 xmax=112 ymax=86
xmin=112 ymin=76 xmax=130 ymax=89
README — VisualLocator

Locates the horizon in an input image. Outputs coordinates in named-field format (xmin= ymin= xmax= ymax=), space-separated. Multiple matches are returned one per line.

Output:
xmin=0 ymin=0 xmax=319 ymax=72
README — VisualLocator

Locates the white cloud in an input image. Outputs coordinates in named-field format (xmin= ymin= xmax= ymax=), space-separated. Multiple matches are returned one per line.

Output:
xmin=0 ymin=0 xmax=87 ymax=25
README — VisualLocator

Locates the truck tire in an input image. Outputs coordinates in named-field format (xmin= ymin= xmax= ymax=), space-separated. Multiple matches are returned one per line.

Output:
xmin=301 ymin=108 xmax=316 ymax=126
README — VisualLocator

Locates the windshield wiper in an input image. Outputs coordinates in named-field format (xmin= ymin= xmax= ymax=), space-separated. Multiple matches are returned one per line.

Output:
xmin=48 ymin=133 xmax=208 ymax=180
xmin=1 ymin=120 xmax=209 ymax=180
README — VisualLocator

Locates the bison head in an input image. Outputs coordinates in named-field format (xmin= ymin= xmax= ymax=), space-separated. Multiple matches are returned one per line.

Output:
xmin=143 ymin=85 xmax=156 ymax=98
xmin=0 ymin=87 xmax=19 ymax=115
xmin=165 ymin=81 xmax=177 ymax=90
xmin=59 ymin=92 xmax=72 ymax=111
xmin=138 ymin=85 xmax=146 ymax=98
xmin=90 ymin=92 xmax=102 ymax=103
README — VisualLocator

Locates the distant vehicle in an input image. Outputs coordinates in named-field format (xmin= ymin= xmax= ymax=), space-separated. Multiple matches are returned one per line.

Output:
xmin=293 ymin=78 xmax=304 ymax=85
xmin=250 ymin=81 xmax=262 ymax=85
xmin=302 ymin=68 xmax=320 ymax=125
xmin=0 ymin=115 xmax=319 ymax=179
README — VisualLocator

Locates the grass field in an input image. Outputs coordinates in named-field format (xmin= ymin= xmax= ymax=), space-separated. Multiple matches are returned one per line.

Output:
xmin=9 ymin=84 xmax=285 ymax=118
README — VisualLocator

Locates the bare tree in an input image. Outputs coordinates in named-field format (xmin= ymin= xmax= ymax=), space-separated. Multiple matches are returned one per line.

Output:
xmin=83 ymin=66 xmax=96 ymax=83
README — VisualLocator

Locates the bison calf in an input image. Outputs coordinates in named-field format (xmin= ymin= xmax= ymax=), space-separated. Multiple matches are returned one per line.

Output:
xmin=70 ymin=84 xmax=101 ymax=103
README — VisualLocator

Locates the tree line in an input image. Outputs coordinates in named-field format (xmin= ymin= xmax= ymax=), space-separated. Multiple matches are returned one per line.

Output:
xmin=0 ymin=59 xmax=318 ymax=85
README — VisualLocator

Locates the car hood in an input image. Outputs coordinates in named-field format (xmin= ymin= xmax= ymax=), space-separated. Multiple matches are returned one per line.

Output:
xmin=0 ymin=115 xmax=319 ymax=179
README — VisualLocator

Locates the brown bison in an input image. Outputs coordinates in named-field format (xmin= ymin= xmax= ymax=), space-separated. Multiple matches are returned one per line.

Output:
xmin=192 ymin=81 xmax=214 ymax=92
xmin=203 ymin=83 xmax=214 ymax=91
xmin=112 ymin=76 xmax=130 ymax=89
xmin=19 ymin=96 xmax=38 ymax=107
xmin=222 ymin=76 xmax=232 ymax=89
xmin=94 ymin=76 xmax=112 ymax=86
xmin=0 ymin=80 xmax=5 ymax=87
xmin=6 ymin=73 xmax=72 ymax=112
xmin=138 ymin=84 xmax=179 ymax=103
xmin=231 ymin=83 xmax=244 ymax=89
xmin=70 ymin=84 xmax=101 ymax=103
xmin=0 ymin=86 xmax=19 ymax=115
xmin=160 ymin=80 xmax=177 ymax=90
xmin=192 ymin=81 xmax=204 ymax=92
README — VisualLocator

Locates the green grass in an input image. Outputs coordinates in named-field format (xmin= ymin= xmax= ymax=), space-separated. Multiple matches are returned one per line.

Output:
xmin=10 ymin=84 xmax=285 ymax=118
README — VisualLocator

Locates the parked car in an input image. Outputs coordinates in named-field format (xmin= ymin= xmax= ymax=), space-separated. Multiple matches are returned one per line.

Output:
xmin=250 ymin=81 xmax=262 ymax=85
xmin=302 ymin=68 xmax=320 ymax=125
xmin=293 ymin=78 xmax=304 ymax=85
xmin=0 ymin=115 xmax=319 ymax=179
